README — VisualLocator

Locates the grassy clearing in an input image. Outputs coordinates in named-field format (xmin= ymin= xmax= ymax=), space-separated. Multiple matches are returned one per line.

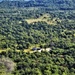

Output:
xmin=0 ymin=48 xmax=10 ymax=53
xmin=0 ymin=49 xmax=32 ymax=53
xmin=0 ymin=49 xmax=6 ymax=53
xmin=0 ymin=44 xmax=42 ymax=53
xmin=0 ymin=46 xmax=34 ymax=53
xmin=26 ymin=14 xmax=61 ymax=25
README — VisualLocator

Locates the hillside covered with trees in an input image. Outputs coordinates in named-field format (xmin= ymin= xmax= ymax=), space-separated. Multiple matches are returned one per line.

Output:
xmin=0 ymin=0 xmax=75 ymax=10
xmin=0 ymin=0 xmax=75 ymax=75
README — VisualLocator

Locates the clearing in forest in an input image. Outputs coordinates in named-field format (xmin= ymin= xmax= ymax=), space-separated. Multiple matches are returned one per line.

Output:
xmin=25 ymin=14 xmax=61 ymax=25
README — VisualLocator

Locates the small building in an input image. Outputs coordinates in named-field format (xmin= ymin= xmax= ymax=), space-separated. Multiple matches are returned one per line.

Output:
xmin=46 ymin=48 xmax=51 ymax=51
xmin=32 ymin=47 xmax=51 ymax=52
xmin=32 ymin=47 xmax=37 ymax=51
xmin=32 ymin=47 xmax=41 ymax=52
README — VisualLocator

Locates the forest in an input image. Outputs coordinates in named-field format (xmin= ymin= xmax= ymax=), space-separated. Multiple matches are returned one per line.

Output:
xmin=0 ymin=0 xmax=75 ymax=75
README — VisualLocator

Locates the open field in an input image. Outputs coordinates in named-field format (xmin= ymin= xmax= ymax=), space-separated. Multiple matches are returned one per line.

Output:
xmin=26 ymin=14 xmax=61 ymax=25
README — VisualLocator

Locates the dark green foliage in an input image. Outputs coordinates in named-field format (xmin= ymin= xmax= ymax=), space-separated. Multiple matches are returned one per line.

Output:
xmin=0 ymin=8 xmax=75 ymax=50
xmin=0 ymin=1 xmax=75 ymax=75
xmin=0 ymin=48 xmax=75 ymax=75
xmin=0 ymin=0 xmax=75 ymax=10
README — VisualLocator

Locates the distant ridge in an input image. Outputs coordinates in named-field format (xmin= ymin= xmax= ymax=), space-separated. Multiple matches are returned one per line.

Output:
xmin=0 ymin=0 xmax=75 ymax=10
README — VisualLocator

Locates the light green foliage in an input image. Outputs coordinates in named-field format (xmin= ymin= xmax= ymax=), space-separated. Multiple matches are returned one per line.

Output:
xmin=0 ymin=57 xmax=16 ymax=75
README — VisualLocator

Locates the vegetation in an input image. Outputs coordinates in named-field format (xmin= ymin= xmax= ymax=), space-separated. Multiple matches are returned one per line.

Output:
xmin=25 ymin=13 xmax=61 ymax=24
xmin=0 ymin=48 xmax=75 ymax=75
xmin=0 ymin=0 xmax=75 ymax=10
xmin=0 ymin=0 xmax=75 ymax=75
xmin=0 ymin=8 xmax=75 ymax=50
xmin=0 ymin=57 xmax=16 ymax=75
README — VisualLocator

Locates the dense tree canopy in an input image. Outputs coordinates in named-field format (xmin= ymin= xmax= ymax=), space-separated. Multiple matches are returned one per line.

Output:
xmin=0 ymin=1 xmax=75 ymax=75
